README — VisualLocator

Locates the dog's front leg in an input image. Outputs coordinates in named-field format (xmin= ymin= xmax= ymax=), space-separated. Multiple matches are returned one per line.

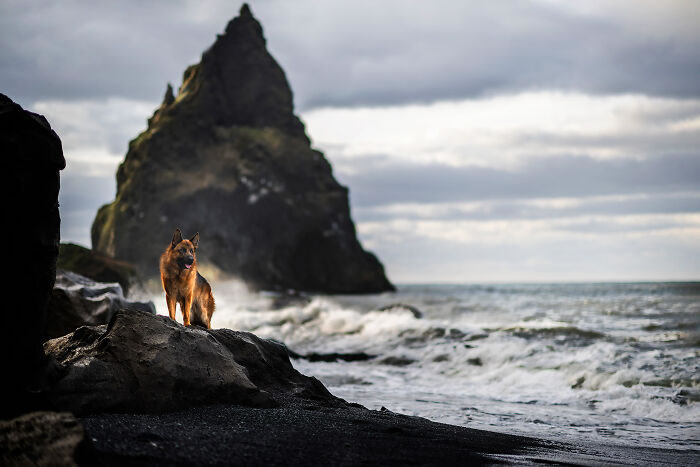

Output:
xmin=183 ymin=295 xmax=193 ymax=326
xmin=166 ymin=293 xmax=177 ymax=321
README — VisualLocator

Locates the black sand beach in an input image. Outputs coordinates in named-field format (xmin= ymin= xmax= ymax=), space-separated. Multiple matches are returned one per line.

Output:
xmin=82 ymin=400 xmax=698 ymax=466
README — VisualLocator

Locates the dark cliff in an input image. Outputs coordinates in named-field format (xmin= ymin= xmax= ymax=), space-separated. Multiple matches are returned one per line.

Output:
xmin=91 ymin=4 xmax=393 ymax=293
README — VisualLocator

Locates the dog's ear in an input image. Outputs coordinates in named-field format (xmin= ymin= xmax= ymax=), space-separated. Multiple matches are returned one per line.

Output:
xmin=190 ymin=232 xmax=199 ymax=249
xmin=171 ymin=229 xmax=183 ymax=248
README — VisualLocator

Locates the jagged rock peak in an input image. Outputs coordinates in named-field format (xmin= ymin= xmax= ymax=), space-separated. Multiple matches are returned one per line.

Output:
xmin=160 ymin=2 xmax=302 ymax=136
xmin=147 ymin=83 xmax=175 ymax=126
xmin=162 ymin=83 xmax=174 ymax=107
xmin=223 ymin=3 xmax=266 ymax=48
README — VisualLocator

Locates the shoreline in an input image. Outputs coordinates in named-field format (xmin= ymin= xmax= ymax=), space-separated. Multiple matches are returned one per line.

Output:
xmin=81 ymin=399 xmax=699 ymax=466
xmin=7 ymin=306 xmax=695 ymax=466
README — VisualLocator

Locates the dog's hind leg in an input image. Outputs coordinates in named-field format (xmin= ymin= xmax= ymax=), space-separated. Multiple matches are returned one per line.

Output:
xmin=189 ymin=301 xmax=206 ymax=328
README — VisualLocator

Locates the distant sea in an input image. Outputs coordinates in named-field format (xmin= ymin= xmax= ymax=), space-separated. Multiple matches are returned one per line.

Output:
xmin=151 ymin=282 xmax=700 ymax=449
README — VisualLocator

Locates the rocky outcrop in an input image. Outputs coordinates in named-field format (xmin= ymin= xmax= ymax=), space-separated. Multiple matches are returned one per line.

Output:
xmin=0 ymin=93 xmax=65 ymax=418
xmin=90 ymin=4 xmax=394 ymax=293
xmin=57 ymin=243 xmax=141 ymax=296
xmin=0 ymin=412 xmax=94 ymax=466
xmin=44 ymin=309 xmax=337 ymax=415
xmin=46 ymin=271 xmax=155 ymax=340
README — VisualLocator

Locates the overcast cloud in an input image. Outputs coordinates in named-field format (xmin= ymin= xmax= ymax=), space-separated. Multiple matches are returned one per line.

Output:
xmin=337 ymin=153 xmax=700 ymax=207
xmin=2 ymin=0 xmax=699 ymax=108
xmin=2 ymin=0 xmax=699 ymax=281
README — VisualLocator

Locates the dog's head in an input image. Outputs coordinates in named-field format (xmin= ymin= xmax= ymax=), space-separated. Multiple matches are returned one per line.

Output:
xmin=170 ymin=228 xmax=199 ymax=270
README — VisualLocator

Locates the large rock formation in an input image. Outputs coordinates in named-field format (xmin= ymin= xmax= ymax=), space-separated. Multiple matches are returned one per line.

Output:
xmin=0 ymin=93 xmax=65 ymax=418
xmin=44 ymin=309 xmax=337 ymax=415
xmin=46 ymin=271 xmax=156 ymax=340
xmin=91 ymin=4 xmax=393 ymax=293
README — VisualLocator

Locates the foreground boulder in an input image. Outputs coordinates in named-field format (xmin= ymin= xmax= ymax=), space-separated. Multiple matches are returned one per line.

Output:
xmin=0 ymin=412 xmax=93 ymax=466
xmin=44 ymin=310 xmax=336 ymax=415
xmin=0 ymin=93 xmax=65 ymax=418
xmin=90 ymin=4 xmax=394 ymax=293
xmin=57 ymin=243 xmax=141 ymax=296
xmin=45 ymin=271 xmax=155 ymax=340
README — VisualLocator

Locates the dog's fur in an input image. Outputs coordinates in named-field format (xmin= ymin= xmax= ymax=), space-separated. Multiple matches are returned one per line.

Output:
xmin=160 ymin=229 xmax=215 ymax=328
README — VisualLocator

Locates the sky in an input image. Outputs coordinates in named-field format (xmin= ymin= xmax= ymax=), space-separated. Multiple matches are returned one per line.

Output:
xmin=2 ymin=0 xmax=699 ymax=282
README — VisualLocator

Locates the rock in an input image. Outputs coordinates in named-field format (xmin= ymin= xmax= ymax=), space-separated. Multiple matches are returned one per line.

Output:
xmin=56 ymin=243 xmax=141 ymax=296
xmin=378 ymin=303 xmax=423 ymax=319
xmin=44 ymin=309 xmax=338 ymax=415
xmin=400 ymin=327 xmax=466 ymax=345
xmin=379 ymin=356 xmax=416 ymax=366
xmin=267 ymin=290 xmax=313 ymax=309
xmin=0 ymin=93 xmax=65 ymax=418
xmin=45 ymin=270 xmax=156 ymax=340
xmin=288 ymin=350 xmax=376 ymax=363
xmin=0 ymin=411 xmax=94 ymax=466
xmin=90 ymin=4 xmax=394 ymax=294
xmin=147 ymin=83 xmax=175 ymax=127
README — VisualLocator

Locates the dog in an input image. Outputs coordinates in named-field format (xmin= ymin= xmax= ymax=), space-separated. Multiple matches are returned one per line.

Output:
xmin=160 ymin=228 xmax=215 ymax=328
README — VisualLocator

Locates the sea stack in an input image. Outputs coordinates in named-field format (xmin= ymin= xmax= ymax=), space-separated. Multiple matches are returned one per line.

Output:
xmin=91 ymin=4 xmax=394 ymax=293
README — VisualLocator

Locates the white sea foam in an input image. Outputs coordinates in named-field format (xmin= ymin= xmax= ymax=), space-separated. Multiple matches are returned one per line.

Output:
xmin=150 ymin=281 xmax=700 ymax=448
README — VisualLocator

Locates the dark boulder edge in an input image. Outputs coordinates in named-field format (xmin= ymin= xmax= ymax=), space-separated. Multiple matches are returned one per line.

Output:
xmin=46 ymin=270 xmax=156 ymax=341
xmin=44 ymin=309 xmax=339 ymax=415
xmin=1 ymin=93 xmax=65 ymax=418
xmin=90 ymin=4 xmax=394 ymax=294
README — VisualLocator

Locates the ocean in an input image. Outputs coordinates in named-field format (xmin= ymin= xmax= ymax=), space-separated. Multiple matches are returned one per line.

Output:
xmin=152 ymin=282 xmax=700 ymax=449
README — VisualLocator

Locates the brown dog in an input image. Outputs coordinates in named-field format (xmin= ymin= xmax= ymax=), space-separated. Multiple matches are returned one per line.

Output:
xmin=160 ymin=229 xmax=215 ymax=328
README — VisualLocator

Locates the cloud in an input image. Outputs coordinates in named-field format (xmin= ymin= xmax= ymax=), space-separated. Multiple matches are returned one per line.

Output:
xmin=302 ymin=92 xmax=700 ymax=168
xmin=0 ymin=0 xmax=231 ymax=106
xmin=1 ymin=1 xmax=699 ymax=109
xmin=59 ymin=173 xmax=116 ymax=247
xmin=356 ymin=213 xmax=700 ymax=282
xmin=353 ymin=193 xmax=700 ymax=223
xmin=338 ymin=153 xmax=700 ymax=208
xmin=60 ymin=208 xmax=97 ymax=248
xmin=359 ymin=214 xmax=700 ymax=247
xmin=33 ymin=98 xmax=156 ymax=160
xmin=39 ymin=91 xmax=700 ymax=278
xmin=264 ymin=1 xmax=700 ymax=108
xmin=6 ymin=1 xmax=698 ymax=280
